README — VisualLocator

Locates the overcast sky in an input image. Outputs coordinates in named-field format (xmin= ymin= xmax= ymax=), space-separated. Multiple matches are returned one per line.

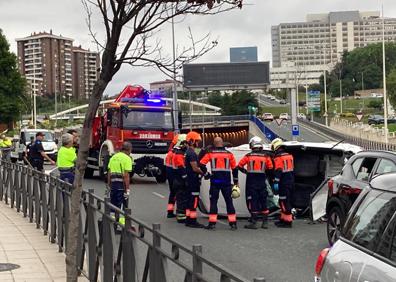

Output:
xmin=1 ymin=0 xmax=396 ymax=96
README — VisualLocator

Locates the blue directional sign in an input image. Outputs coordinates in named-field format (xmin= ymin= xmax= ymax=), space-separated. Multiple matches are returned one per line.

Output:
xmin=292 ymin=124 xmax=300 ymax=136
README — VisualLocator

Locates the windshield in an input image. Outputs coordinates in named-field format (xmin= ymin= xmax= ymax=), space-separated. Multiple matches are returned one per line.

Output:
xmin=122 ymin=109 xmax=174 ymax=130
xmin=25 ymin=132 xmax=54 ymax=142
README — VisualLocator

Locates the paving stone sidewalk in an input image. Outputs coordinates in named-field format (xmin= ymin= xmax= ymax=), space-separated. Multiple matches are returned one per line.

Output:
xmin=0 ymin=201 xmax=88 ymax=282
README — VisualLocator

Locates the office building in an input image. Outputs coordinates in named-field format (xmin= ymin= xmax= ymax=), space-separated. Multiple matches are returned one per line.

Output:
xmin=230 ymin=47 xmax=258 ymax=63
xmin=16 ymin=31 xmax=100 ymax=99
xmin=271 ymin=11 xmax=396 ymax=86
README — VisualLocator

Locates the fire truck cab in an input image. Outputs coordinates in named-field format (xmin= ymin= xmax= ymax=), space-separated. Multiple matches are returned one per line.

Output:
xmin=86 ymin=85 xmax=175 ymax=183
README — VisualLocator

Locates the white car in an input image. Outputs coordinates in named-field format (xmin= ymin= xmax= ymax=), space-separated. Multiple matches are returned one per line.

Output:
xmin=262 ymin=113 xmax=274 ymax=121
xmin=10 ymin=129 xmax=58 ymax=162
xmin=297 ymin=113 xmax=306 ymax=119
xmin=199 ymin=142 xmax=362 ymax=217
xmin=279 ymin=113 xmax=290 ymax=120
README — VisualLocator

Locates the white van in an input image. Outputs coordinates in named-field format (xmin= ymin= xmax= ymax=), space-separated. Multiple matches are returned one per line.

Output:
xmin=10 ymin=129 xmax=58 ymax=162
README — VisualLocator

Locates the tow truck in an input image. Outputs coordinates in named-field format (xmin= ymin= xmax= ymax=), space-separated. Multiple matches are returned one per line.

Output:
xmin=85 ymin=85 xmax=175 ymax=182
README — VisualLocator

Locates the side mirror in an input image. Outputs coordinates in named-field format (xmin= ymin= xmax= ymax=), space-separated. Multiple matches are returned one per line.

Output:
xmin=55 ymin=139 xmax=59 ymax=145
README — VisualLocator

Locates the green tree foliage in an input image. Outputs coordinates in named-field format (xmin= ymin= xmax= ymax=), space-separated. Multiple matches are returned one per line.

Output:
xmin=207 ymin=90 xmax=258 ymax=115
xmin=324 ymin=43 xmax=396 ymax=99
xmin=0 ymin=29 xmax=26 ymax=125
xmin=388 ymin=68 xmax=396 ymax=107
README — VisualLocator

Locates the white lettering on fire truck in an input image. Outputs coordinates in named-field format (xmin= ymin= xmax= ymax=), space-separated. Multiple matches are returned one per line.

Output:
xmin=139 ymin=134 xmax=161 ymax=139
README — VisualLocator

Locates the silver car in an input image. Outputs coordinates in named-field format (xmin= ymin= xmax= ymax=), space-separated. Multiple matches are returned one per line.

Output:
xmin=315 ymin=172 xmax=396 ymax=282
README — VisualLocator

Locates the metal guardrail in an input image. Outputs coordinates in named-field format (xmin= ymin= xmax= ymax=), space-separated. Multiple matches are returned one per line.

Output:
xmin=183 ymin=115 xmax=250 ymax=125
xmin=299 ymin=119 xmax=396 ymax=151
xmin=0 ymin=160 xmax=266 ymax=282
xmin=249 ymin=116 xmax=280 ymax=142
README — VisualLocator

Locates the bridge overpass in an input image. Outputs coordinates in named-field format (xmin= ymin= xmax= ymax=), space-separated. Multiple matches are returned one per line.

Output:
xmin=49 ymin=98 xmax=221 ymax=120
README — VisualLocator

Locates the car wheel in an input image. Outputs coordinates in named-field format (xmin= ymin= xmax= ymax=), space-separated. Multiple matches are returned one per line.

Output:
xmin=327 ymin=206 xmax=345 ymax=246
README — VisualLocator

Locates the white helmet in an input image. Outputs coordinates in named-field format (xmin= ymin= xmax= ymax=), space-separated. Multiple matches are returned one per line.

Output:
xmin=249 ymin=136 xmax=263 ymax=149
xmin=231 ymin=185 xmax=241 ymax=199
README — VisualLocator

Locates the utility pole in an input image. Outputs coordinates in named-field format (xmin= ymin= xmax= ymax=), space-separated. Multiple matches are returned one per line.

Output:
xmin=291 ymin=88 xmax=297 ymax=141
xmin=382 ymin=4 xmax=389 ymax=145
xmin=171 ymin=4 xmax=179 ymax=133
xmin=323 ymin=47 xmax=328 ymax=127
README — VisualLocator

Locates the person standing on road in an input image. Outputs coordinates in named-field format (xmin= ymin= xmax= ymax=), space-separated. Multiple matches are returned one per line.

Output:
xmin=172 ymin=134 xmax=189 ymax=223
xmin=164 ymin=134 xmax=181 ymax=218
xmin=200 ymin=137 xmax=239 ymax=230
xmin=271 ymin=138 xmax=294 ymax=228
xmin=107 ymin=142 xmax=133 ymax=210
xmin=184 ymin=131 xmax=205 ymax=228
xmin=238 ymin=137 xmax=273 ymax=229
xmin=29 ymin=132 xmax=56 ymax=171
xmin=56 ymin=133 xmax=77 ymax=184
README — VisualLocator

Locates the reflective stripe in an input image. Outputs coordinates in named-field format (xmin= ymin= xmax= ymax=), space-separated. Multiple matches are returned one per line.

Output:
xmin=209 ymin=214 xmax=218 ymax=223
xmin=247 ymin=196 xmax=252 ymax=200
xmin=111 ymin=178 xmax=124 ymax=182
xmin=111 ymin=173 xmax=123 ymax=177
xmin=281 ymin=212 xmax=293 ymax=222
xmin=58 ymin=167 xmax=74 ymax=172
xmin=211 ymin=168 xmax=231 ymax=172
xmin=193 ymin=197 xmax=199 ymax=209
xmin=189 ymin=211 xmax=197 ymax=219
xmin=167 ymin=203 xmax=174 ymax=211
xmin=186 ymin=209 xmax=191 ymax=217
xmin=262 ymin=209 xmax=269 ymax=215
xmin=274 ymin=178 xmax=280 ymax=182
xmin=279 ymin=196 xmax=287 ymax=200
xmin=182 ymin=175 xmax=187 ymax=179
xmin=228 ymin=214 xmax=237 ymax=223
xmin=191 ymin=192 xmax=200 ymax=196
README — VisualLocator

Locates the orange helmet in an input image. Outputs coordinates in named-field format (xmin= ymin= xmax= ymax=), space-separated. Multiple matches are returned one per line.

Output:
xmin=186 ymin=131 xmax=202 ymax=144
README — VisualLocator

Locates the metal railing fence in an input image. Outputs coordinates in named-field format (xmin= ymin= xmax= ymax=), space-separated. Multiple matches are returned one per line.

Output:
xmin=0 ymin=160 xmax=266 ymax=282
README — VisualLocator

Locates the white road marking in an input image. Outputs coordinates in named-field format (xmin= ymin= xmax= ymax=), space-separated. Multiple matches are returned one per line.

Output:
xmin=152 ymin=192 xmax=166 ymax=199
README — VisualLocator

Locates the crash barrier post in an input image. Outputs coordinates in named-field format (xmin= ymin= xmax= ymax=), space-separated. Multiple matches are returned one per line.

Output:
xmin=250 ymin=116 xmax=280 ymax=142
xmin=299 ymin=119 xmax=396 ymax=151
xmin=0 ymin=160 xmax=264 ymax=282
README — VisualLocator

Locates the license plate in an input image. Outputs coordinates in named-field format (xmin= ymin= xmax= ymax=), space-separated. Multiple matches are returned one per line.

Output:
xmin=154 ymin=142 xmax=167 ymax=146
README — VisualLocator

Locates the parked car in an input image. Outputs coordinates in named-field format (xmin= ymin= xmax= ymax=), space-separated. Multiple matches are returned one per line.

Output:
xmin=279 ymin=113 xmax=290 ymax=120
xmin=199 ymin=141 xmax=361 ymax=217
xmin=311 ymin=150 xmax=396 ymax=245
xmin=262 ymin=113 xmax=274 ymax=122
xmin=297 ymin=113 xmax=306 ymax=119
xmin=10 ymin=129 xmax=58 ymax=162
xmin=279 ymin=99 xmax=287 ymax=104
xmin=315 ymin=172 xmax=396 ymax=282
xmin=368 ymin=115 xmax=384 ymax=125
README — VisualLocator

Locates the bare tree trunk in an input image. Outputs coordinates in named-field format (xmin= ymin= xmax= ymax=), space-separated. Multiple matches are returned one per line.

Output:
xmin=65 ymin=78 xmax=109 ymax=282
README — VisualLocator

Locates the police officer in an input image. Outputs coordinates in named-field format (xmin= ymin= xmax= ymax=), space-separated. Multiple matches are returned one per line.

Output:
xmin=56 ymin=133 xmax=77 ymax=184
xmin=184 ymin=131 xmax=205 ymax=228
xmin=164 ymin=134 xmax=180 ymax=218
xmin=29 ymin=132 xmax=56 ymax=170
xmin=172 ymin=134 xmax=189 ymax=223
xmin=271 ymin=138 xmax=294 ymax=228
xmin=238 ymin=137 xmax=273 ymax=229
xmin=107 ymin=142 xmax=133 ymax=210
xmin=200 ymin=137 xmax=239 ymax=230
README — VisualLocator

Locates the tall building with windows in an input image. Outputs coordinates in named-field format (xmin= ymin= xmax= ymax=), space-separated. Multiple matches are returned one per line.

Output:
xmin=16 ymin=31 xmax=100 ymax=99
xmin=71 ymin=46 xmax=100 ymax=99
xmin=271 ymin=11 xmax=396 ymax=86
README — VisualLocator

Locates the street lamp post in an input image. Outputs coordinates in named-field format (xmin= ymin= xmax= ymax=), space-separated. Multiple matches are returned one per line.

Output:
xmin=171 ymin=4 xmax=179 ymax=133
xmin=382 ymin=4 xmax=389 ymax=145
xmin=322 ymin=46 xmax=328 ymax=127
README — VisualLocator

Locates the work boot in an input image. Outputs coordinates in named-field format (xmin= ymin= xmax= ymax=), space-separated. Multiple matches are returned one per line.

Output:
xmin=229 ymin=223 xmax=238 ymax=231
xmin=205 ymin=223 xmax=216 ymax=230
xmin=176 ymin=214 xmax=186 ymax=224
xmin=274 ymin=220 xmax=292 ymax=228
xmin=186 ymin=221 xmax=205 ymax=228
xmin=167 ymin=212 xmax=176 ymax=218
xmin=244 ymin=221 xmax=258 ymax=229
xmin=261 ymin=215 xmax=268 ymax=229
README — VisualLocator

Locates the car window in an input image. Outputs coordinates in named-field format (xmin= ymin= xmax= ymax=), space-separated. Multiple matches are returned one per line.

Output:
xmin=376 ymin=213 xmax=396 ymax=261
xmin=353 ymin=158 xmax=377 ymax=181
xmin=343 ymin=190 xmax=396 ymax=253
xmin=375 ymin=159 xmax=396 ymax=175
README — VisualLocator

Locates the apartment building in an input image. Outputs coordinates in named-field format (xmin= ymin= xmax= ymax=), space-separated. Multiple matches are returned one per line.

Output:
xmin=271 ymin=11 xmax=396 ymax=86
xmin=71 ymin=46 xmax=100 ymax=99
xmin=16 ymin=31 xmax=100 ymax=99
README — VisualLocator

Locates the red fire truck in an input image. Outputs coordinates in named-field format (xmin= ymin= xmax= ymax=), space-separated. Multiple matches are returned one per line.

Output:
xmin=85 ymin=85 xmax=175 ymax=182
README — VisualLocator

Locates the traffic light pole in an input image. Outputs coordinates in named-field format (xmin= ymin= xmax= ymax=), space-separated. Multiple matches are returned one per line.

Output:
xmin=291 ymin=88 xmax=297 ymax=141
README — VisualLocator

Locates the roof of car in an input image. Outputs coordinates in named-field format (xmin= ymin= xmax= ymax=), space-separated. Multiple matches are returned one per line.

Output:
xmin=370 ymin=173 xmax=396 ymax=192
xmin=356 ymin=150 xmax=396 ymax=159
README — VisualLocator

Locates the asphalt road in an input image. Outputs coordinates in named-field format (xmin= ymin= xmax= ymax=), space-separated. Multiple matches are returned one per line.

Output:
xmin=81 ymin=173 xmax=328 ymax=282
xmin=263 ymin=120 xmax=333 ymax=142
xmin=258 ymin=95 xmax=288 ymax=107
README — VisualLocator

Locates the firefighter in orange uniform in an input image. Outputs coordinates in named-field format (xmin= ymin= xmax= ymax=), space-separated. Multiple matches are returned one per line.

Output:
xmin=200 ymin=137 xmax=238 ymax=230
xmin=171 ymin=134 xmax=189 ymax=223
xmin=164 ymin=134 xmax=179 ymax=218
xmin=271 ymin=138 xmax=294 ymax=228
xmin=238 ymin=136 xmax=273 ymax=229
